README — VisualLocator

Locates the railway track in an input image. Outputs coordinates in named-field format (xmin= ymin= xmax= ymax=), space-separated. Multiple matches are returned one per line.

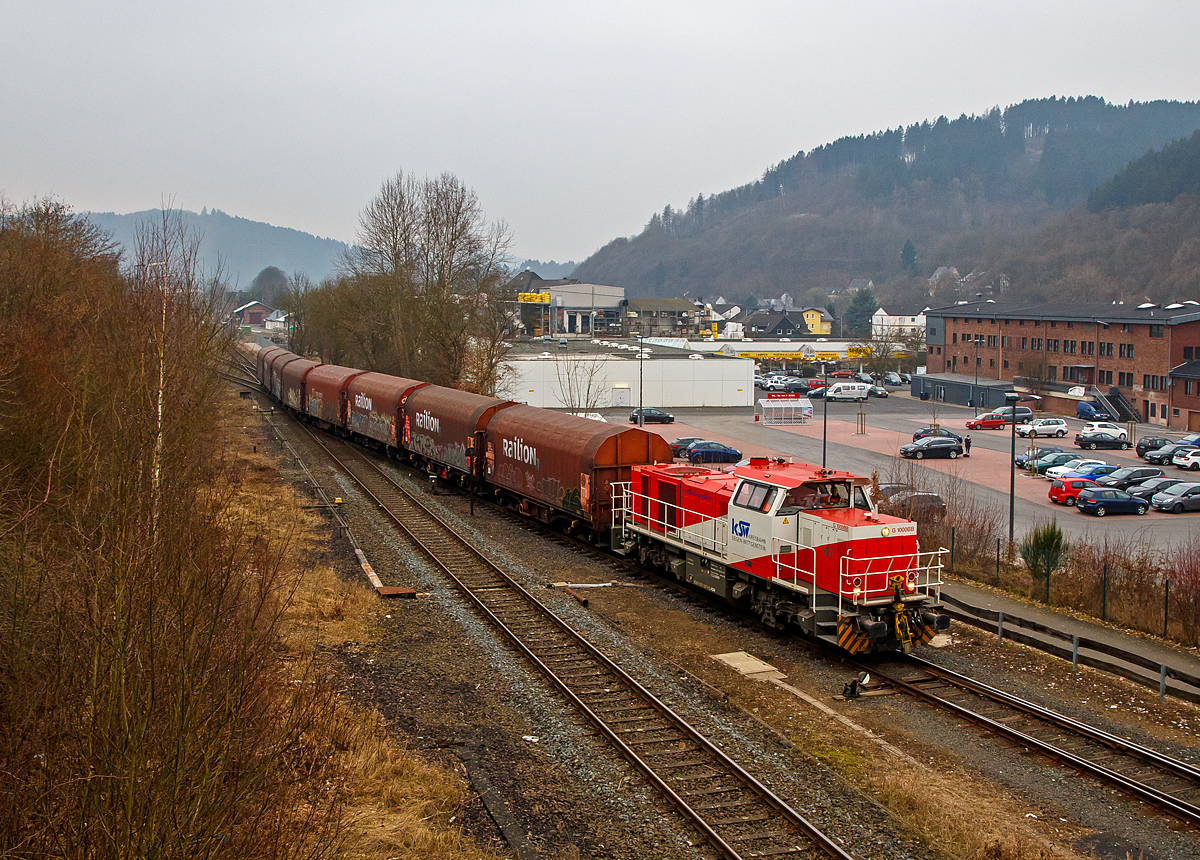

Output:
xmin=502 ymin=500 xmax=1200 ymax=828
xmin=860 ymin=656 xmax=1200 ymax=825
xmin=289 ymin=421 xmax=857 ymax=860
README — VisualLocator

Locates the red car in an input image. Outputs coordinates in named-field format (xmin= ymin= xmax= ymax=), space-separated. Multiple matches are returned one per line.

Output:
xmin=828 ymin=369 xmax=853 ymax=378
xmin=965 ymin=412 xmax=1006 ymax=430
xmin=1048 ymin=477 xmax=1098 ymax=506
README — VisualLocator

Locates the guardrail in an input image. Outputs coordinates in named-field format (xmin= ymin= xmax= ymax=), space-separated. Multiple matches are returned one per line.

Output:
xmin=939 ymin=592 xmax=1200 ymax=704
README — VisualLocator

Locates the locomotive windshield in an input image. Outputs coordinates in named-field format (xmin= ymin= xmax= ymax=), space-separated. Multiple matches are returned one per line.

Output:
xmin=777 ymin=480 xmax=851 ymax=514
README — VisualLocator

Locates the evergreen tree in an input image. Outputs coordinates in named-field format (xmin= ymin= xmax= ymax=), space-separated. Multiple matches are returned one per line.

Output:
xmin=900 ymin=240 xmax=917 ymax=274
xmin=653 ymin=261 xmax=667 ymax=292
xmin=844 ymin=289 xmax=877 ymax=336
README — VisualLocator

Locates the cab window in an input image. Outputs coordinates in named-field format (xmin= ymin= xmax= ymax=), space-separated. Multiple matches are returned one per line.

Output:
xmin=853 ymin=486 xmax=871 ymax=511
xmin=733 ymin=481 xmax=777 ymax=512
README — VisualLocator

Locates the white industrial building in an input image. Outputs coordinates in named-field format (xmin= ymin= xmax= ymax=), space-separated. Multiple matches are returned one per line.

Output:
xmin=501 ymin=339 xmax=753 ymax=409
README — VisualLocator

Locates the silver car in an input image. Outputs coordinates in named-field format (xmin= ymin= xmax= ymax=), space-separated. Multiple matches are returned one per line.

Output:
xmin=1150 ymin=482 xmax=1200 ymax=513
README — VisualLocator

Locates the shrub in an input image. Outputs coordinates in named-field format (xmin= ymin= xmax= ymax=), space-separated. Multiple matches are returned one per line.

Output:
xmin=1020 ymin=520 xmax=1068 ymax=585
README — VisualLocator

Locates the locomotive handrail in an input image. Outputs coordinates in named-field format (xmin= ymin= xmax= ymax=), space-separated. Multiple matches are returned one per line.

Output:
xmin=612 ymin=481 xmax=728 ymax=556
xmin=838 ymin=548 xmax=945 ymax=615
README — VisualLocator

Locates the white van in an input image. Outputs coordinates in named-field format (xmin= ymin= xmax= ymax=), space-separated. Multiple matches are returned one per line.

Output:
xmin=825 ymin=382 xmax=869 ymax=402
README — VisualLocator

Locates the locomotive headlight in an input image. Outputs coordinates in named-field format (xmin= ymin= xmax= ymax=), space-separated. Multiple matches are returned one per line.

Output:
xmin=880 ymin=527 xmax=891 ymax=537
xmin=906 ymin=571 xmax=918 ymax=590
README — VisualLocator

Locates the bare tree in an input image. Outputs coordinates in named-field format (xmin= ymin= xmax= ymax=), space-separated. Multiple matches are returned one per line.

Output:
xmin=554 ymin=352 xmax=611 ymax=411
xmin=330 ymin=171 xmax=514 ymax=388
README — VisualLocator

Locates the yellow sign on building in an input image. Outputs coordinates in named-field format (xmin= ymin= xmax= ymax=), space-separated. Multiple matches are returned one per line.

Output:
xmin=518 ymin=292 xmax=551 ymax=303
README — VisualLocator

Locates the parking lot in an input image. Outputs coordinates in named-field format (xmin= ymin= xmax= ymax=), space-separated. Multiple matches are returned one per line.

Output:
xmin=606 ymin=385 xmax=1200 ymax=546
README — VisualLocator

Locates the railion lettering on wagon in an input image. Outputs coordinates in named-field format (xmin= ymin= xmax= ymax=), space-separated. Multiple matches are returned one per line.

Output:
xmin=502 ymin=436 xmax=539 ymax=468
xmin=415 ymin=410 xmax=440 ymax=434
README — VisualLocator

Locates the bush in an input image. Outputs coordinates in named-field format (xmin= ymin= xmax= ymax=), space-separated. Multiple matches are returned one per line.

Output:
xmin=1020 ymin=520 xmax=1068 ymax=585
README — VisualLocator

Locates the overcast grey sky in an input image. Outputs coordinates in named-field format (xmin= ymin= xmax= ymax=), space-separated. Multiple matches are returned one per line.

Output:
xmin=4 ymin=1 xmax=1199 ymax=264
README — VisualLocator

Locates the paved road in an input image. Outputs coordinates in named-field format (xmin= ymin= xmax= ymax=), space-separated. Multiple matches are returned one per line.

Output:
xmin=611 ymin=393 xmax=1200 ymax=547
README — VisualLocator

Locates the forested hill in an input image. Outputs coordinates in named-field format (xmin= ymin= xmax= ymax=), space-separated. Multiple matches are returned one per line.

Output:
xmin=1089 ymin=129 xmax=1200 ymax=211
xmin=85 ymin=208 xmax=349 ymax=286
xmin=572 ymin=97 xmax=1200 ymax=308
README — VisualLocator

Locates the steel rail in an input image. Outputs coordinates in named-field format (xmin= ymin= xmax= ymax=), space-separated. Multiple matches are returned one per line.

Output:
xmin=862 ymin=655 xmax=1200 ymax=824
xmin=293 ymin=423 xmax=857 ymax=860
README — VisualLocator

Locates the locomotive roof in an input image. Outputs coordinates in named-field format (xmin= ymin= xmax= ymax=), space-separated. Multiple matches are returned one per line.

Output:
xmin=730 ymin=457 xmax=860 ymax=488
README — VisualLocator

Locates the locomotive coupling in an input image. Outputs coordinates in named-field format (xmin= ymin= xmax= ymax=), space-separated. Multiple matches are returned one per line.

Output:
xmin=858 ymin=617 xmax=888 ymax=640
xmin=921 ymin=610 xmax=951 ymax=631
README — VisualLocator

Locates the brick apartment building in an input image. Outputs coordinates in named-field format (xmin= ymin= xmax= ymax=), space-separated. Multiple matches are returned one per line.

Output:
xmin=925 ymin=301 xmax=1200 ymax=430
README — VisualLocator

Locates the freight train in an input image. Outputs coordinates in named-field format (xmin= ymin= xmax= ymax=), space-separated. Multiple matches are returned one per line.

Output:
xmin=252 ymin=345 xmax=950 ymax=653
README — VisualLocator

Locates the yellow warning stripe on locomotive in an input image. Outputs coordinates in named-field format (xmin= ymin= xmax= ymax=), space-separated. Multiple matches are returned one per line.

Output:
xmin=837 ymin=616 xmax=871 ymax=654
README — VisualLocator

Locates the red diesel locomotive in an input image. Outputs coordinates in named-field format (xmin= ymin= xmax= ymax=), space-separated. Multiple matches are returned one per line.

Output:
xmin=611 ymin=458 xmax=949 ymax=653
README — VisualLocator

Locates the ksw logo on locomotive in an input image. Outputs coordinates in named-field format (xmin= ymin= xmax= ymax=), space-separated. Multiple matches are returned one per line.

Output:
xmin=415 ymin=410 xmax=440 ymax=434
xmin=732 ymin=519 xmax=751 ymax=537
xmin=354 ymin=393 xmax=373 ymax=411
xmin=502 ymin=436 xmax=539 ymax=468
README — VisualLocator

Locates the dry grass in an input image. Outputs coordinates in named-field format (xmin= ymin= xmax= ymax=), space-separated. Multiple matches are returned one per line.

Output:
xmin=865 ymin=766 xmax=1073 ymax=860
xmin=226 ymin=395 xmax=504 ymax=860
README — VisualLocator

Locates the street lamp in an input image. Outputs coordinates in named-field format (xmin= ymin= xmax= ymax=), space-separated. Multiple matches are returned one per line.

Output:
xmin=972 ymin=335 xmax=983 ymax=416
xmin=1007 ymin=392 xmax=1041 ymax=542
xmin=822 ymin=361 xmax=829 ymax=468
xmin=637 ymin=333 xmax=644 ymax=427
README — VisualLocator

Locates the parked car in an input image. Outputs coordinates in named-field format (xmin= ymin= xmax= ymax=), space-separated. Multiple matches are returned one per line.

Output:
xmin=883 ymin=372 xmax=904 ymax=386
xmin=1015 ymin=445 xmax=1063 ymax=468
xmin=881 ymin=490 xmax=947 ymax=521
xmin=1175 ymin=449 xmax=1200 ymax=471
xmin=1095 ymin=466 xmax=1164 ymax=490
xmin=825 ymin=382 xmax=870 ymax=402
xmin=1174 ymin=447 xmax=1200 ymax=467
xmin=668 ymin=437 xmax=704 ymax=457
xmin=900 ymin=436 xmax=964 ymax=460
xmin=1033 ymin=452 xmax=1087 ymax=475
xmin=1016 ymin=418 xmax=1068 ymax=438
xmin=828 ymin=369 xmax=853 ymax=378
xmin=867 ymin=384 xmax=889 ymax=398
xmin=1048 ymin=478 xmax=1098 ymax=506
xmin=1151 ymin=482 xmax=1200 ymax=513
xmin=630 ymin=408 xmax=674 ymax=424
xmin=753 ymin=375 xmax=766 ymax=388
xmin=1074 ymin=431 xmax=1131 ymax=450
xmin=992 ymin=405 xmax=1035 ymax=424
xmin=1062 ymin=464 xmax=1120 ymax=482
xmin=965 ymin=412 xmax=1006 ymax=430
xmin=1081 ymin=421 xmax=1127 ymax=439
xmin=1145 ymin=443 xmax=1198 ymax=465
xmin=1077 ymin=488 xmax=1148 ymax=517
xmin=1045 ymin=458 xmax=1107 ymax=480
xmin=684 ymin=440 xmax=742 ymax=464
xmin=1135 ymin=436 xmax=1172 ymax=457
xmin=899 ymin=373 xmax=912 ymax=384
xmin=913 ymin=427 xmax=963 ymax=443
xmin=1128 ymin=476 xmax=1188 ymax=501
xmin=872 ymin=482 xmax=916 ymax=503
xmin=1076 ymin=402 xmax=1112 ymax=421
xmin=1178 ymin=433 xmax=1200 ymax=446
xmin=854 ymin=372 xmax=874 ymax=384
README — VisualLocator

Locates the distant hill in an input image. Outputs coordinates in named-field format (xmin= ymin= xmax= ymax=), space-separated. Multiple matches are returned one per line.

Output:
xmin=84 ymin=208 xmax=349 ymax=286
xmin=572 ymin=96 xmax=1200 ymax=309
xmin=516 ymin=258 xmax=578 ymax=279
